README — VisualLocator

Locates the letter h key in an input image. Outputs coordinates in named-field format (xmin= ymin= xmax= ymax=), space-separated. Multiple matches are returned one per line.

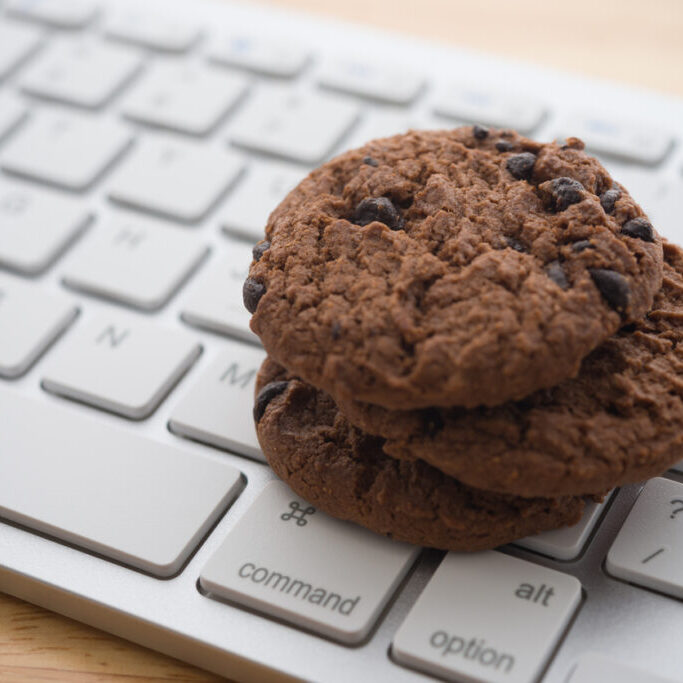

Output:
xmin=199 ymin=481 xmax=419 ymax=643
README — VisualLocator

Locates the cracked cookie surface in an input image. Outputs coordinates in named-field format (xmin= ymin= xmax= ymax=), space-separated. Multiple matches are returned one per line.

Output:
xmin=330 ymin=242 xmax=683 ymax=497
xmin=246 ymin=127 xmax=663 ymax=409
xmin=254 ymin=359 xmax=587 ymax=551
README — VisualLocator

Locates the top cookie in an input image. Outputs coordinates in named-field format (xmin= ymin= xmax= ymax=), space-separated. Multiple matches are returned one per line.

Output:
xmin=245 ymin=126 xmax=663 ymax=409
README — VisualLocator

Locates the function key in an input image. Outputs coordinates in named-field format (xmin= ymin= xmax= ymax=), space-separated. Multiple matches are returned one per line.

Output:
xmin=433 ymin=84 xmax=545 ymax=134
xmin=392 ymin=551 xmax=581 ymax=683
xmin=200 ymin=481 xmax=419 ymax=643
xmin=7 ymin=0 xmax=98 ymax=29
xmin=209 ymin=35 xmax=309 ymax=78
xmin=606 ymin=477 xmax=683 ymax=599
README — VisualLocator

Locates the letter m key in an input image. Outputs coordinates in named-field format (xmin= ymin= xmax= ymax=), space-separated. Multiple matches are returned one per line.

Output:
xmin=96 ymin=326 xmax=129 ymax=348
xmin=219 ymin=363 xmax=256 ymax=389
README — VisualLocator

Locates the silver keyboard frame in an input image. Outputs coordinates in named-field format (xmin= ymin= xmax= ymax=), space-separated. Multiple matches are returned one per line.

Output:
xmin=1 ymin=0 xmax=683 ymax=680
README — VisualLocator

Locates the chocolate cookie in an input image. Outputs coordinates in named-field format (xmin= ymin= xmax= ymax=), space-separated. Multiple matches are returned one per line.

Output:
xmin=332 ymin=242 xmax=683 ymax=498
xmin=254 ymin=360 xmax=588 ymax=552
xmin=246 ymin=126 xmax=663 ymax=409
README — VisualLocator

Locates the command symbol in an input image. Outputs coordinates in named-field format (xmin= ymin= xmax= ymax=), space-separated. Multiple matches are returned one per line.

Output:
xmin=281 ymin=501 xmax=316 ymax=526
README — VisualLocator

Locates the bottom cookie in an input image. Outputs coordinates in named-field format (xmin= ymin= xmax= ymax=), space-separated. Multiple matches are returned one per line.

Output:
xmin=255 ymin=360 xmax=589 ymax=552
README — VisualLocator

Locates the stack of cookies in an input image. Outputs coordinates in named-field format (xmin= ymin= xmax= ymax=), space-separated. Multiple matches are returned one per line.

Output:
xmin=242 ymin=126 xmax=683 ymax=551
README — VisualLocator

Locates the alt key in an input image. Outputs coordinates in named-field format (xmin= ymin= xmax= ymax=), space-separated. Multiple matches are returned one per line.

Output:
xmin=392 ymin=551 xmax=581 ymax=683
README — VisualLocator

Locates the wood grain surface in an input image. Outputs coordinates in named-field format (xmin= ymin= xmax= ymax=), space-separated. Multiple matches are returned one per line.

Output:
xmin=2 ymin=1 xmax=682 ymax=682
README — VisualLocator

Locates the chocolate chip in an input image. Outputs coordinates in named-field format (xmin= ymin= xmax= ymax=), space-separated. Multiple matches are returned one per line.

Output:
xmin=506 ymin=152 xmax=536 ymax=181
xmin=422 ymin=408 xmax=444 ymax=437
xmin=473 ymin=124 xmax=489 ymax=140
xmin=505 ymin=236 xmax=527 ymax=253
xmin=589 ymin=269 xmax=630 ymax=313
xmin=243 ymin=277 xmax=266 ymax=313
xmin=546 ymin=261 xmax=569 ymax=290
xmin=353 ymin=197 xmax=404 ymax=231
xmin=621 ymin=217 xmax=655 ymax=243
xmin=599 ymin=188 xmax=621 ymax=214
xmin=253 ymin=381 xmax=289 ymax=423
xmin=541 ymin=177 xmax=585 ymax=212
xmin=620 ymin=322 xmax=637 ymax=334
xmin=571 ymin=240 xmax=595 ymax=253
xmin=252 ymin=240 xmax=271 ymax=262
xmin=331 ymin=321 xmax=342 ymax=340
xmin=495 ymin=140 xmax=513 ymax=152
xmin=362 ymin=156 xmax=379 ymax=167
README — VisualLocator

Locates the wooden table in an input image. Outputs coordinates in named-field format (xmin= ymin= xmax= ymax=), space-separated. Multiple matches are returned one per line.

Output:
xmin=2 ymin=1 xmax=682 ymax=681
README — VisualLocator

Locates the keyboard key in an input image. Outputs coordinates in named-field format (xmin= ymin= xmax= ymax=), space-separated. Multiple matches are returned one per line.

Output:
xmin=0 ymin=274 xmax=78 ymax=378
xmin=565 ymin=114 xmax=672 ymax=165
xmin=0 ymin=179 xmax=91 ymax=275
xmin=42 ymin=314 xmax=201 ymax=419
xmin=514 ymin=494 xmax=611 ymax=561
xmin=603 ymin=164 xmax=683 ymax=243
xmin=392 ymin=551 xmax=581 ymax=683
xmin=180 ymin=241 xmax=258 ymax=343
xmin=104 ymin=11 xmax=201 ymax=53
xmin=0 ymin=388 xmax=242 ymax=576
xmin=433 ymin=85 xmax=545 ymax=134
xmin=568 ymin=653 xmax=677 ymax=683
xmin=0 ymin=21 xmax=42 ymax=80
xmin=7 ymin=0 xmax=98 ymax=29
xmin=108 ymin=136 xmax=243 ymax=223
xmin=200 ymin=481 xmax=419 ymax=643
xmin=0 ymin=94 xmax=26 ymax=144
xmin=122 ymin=62 xmax=247 ymax=136
xmin=62 ymin=214 xmax=209 ymax=310
xmin=346 ymin=110 xmax=438 ymax=149
xmin=318 ymin=58 xmax=423 ymax=104
xmin=210 ymin=35 xmax=308 ymax=77
xmin=20 ymin=38 xmax=142 ymax=109
xmin=169 ymin=342 xmax=266 ymax=461
xmin=1 ymin=110 xmax=132 ymax=191
xmin=606 ymin=477 xmax=683 ymax=599
xmin=219 ymin=160 xmax=305 ymax=242
xmin=229 ymin=86 xmax=359 ymax=164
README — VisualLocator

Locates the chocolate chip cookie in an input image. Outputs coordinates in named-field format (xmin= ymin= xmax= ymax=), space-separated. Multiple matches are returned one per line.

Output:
xmin=254 ymin=359 xmax=588 ymax=551
xmin=245 ymin=126 xmax=663 ymax=410
xmin=332 ymin=242 xmax=683 ymax=498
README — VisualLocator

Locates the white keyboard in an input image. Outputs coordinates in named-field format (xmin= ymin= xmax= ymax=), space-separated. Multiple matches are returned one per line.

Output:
xmin=1 ymin=0 xmax=682 ymax=681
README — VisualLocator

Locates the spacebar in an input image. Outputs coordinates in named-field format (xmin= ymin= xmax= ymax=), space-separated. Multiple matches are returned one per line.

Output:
xmin=0 ymin=389 xmax=242 ymax=576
